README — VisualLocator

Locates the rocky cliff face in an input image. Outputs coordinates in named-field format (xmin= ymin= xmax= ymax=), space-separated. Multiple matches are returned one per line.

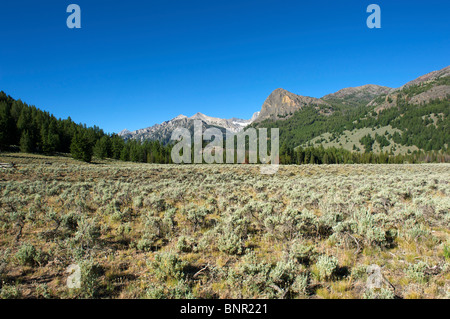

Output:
xmin=253 ymin=88 xmax=332 ymax=123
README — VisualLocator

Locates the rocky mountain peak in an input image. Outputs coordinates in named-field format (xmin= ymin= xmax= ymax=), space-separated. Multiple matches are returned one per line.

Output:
xmin=254 ymin=88 xmax=331 ymax=122
xmin=323 ymin=84 xmax=392 ymax=100
xmin=118 ymin=129 xmax=131 ymax=136
xmin=172 ymin=114 xmax=188 ymax=121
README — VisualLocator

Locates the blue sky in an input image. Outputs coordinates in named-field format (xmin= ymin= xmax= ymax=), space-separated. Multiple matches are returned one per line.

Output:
xmin=0 ymin=0 xmax=449 ymax=133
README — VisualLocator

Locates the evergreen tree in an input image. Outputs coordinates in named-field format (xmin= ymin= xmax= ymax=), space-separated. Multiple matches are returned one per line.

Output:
xmin=20 ymin=130 xmax=33 ymax=153
xmin=70 ymin=131 xmax=93 ymax=162
xmin=0 ymin=101 xmax=10 ymax=150
xmin=110 ymin=135 xmax=125 ymax=159
xmin=93 ymin=136 xmax=110 ymax=159
xmin=40 ymin=123 xmax=60 ymax=154
xmin=120 ymin=143 xmax=130 ymax=162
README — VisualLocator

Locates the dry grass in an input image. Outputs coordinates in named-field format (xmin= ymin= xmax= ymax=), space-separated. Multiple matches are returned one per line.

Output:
xmin=0 ymin=153 xmax=449 ymax=299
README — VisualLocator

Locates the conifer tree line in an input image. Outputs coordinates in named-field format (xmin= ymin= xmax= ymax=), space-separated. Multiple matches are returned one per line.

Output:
xmin=278 ymin=144 xmax=449 ymax=164
xmin=0 ymin=91 xmax=172 ymax=163
xmin=0 ymin=91 xmax=448 ymax=164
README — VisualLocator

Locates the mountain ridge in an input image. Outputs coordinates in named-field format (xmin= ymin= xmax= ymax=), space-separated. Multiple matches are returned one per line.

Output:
xmin=118 ymin=65 xmax=449 ymax=152
xmin=251 ymin=65 xmax=449 ymax=154
xmin=322 ymin=84 xmax=393 ymax=107
xmin=367 ymin=66 xmax=450 ymax=112
xmin=118 ymin=111 xmax=261 ymax=143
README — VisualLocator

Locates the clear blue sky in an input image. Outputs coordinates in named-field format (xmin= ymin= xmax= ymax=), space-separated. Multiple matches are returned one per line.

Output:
xmin=0 ymin=0 xmax=449 ymax=133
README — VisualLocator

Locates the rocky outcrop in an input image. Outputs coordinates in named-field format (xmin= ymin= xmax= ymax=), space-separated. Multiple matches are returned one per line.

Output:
xmin=409 ymin=85 xmax=450 ymax=104
xmin=253 ymin=88 xmax=332 ymax=123
xmin=322 ymin=84 xmax=392 ymax=105
xmin=399 ymin=65 xmax=450 ymax=90
xmin=368 ymin=65 xmax=450 ymax=112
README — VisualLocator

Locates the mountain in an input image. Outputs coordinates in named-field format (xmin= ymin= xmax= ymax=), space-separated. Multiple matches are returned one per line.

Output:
xmin=399 ymin=65 xmax=450 ymax=89
xmin=118 ymin=87 xmax=335 ymax=143
xmin=253 ymin=65 xmax=449 ymax=154
xmin=1 ymin=65 xmax=448 ymax=164
xmin=229 ymin=111 xmax=260 ymax=128
xmin=368 ymin=66 xmax=450 ymax=112
xmin=189 ymin=112 xmax=260 ymax=132
xmin=253 ymin=88 xmax=332 ymax=123
xmin=322 ymin=84 xmax=392 ymax=107
xmin=118 ymin=65 xmax=449 ymax=155
xmin=119 ymin=111 xmax=260 ymax=144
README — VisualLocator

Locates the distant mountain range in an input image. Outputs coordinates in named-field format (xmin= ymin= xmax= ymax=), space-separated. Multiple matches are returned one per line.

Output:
xmin=119 ymin=111 xmax=260 ymax=143
xmin=119 ymin=65 xmax=449 ymax=153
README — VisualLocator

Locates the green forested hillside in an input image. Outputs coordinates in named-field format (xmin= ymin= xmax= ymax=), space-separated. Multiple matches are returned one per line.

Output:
xmin=0 ymin=91 xmax=172 ymax=163
xmin=254 ymin=89 xmax=449 ymax=155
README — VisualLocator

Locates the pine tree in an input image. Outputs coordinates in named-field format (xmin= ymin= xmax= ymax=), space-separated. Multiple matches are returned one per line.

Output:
xmin=70 ymin=132 xmax=93 ymax=162
xmin=20 ymin=130 xmax=33 ymax=153
xmin=0 ymin=102 xmax=9 ymax=150
xmin=110 ymin=135 xmax=125 ymax=159
xmin=120 ymin=144 xmax=130 ymax=162
xmin=41 ymin=124 xmax=60 ymax=154
xmin=93 ymin=136 xmax=110 ymax=159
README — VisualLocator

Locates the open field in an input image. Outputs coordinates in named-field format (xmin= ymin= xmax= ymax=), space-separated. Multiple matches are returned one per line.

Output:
xmin=0 ymin=153 xmax=449 ymax=299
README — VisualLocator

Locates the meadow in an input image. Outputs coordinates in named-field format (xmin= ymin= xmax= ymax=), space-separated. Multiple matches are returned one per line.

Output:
xmin=0 ymin=153 xmax=449 ymax=299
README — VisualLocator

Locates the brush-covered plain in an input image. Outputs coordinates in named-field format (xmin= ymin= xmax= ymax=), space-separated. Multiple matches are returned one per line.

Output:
xmin=0 ymin=153 xmax=449 ymax=299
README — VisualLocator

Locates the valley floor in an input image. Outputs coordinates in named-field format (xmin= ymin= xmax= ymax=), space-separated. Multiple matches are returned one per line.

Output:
xmin=0 ymin=153 xmax=449 ymax=299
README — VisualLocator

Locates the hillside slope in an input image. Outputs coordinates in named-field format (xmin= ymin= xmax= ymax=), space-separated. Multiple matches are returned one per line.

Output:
xmin=254 ymin=66 xmax=449 ymax=154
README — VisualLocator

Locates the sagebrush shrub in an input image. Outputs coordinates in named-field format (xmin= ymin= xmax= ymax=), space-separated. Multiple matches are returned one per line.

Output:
xmin=289 ymin=241 xmax=316 ymax=265
xmin=407 ymin=261 xmax=429 ymax=283
xmin=291 ymin=273 xmax=309 ymax=295
xmin=217 ymin=230 xmax=244 ymax=255
xmin=146 ymin=280 xmax=193 ymax=299
xmin=149 ymin=252 xmax=187 ymax=281
xmin=79 ymin=259 xmax=103 ymax=298
xmin=15 ymin=243 xmax=47 ymax=267
xmin=177 ymin=236 xmax=194 ymax=253
xmin=74 ymin=217 xmax=101 ymax=248
xmin=363 ymin=287 xmax=395 ymax=299
xmin=315 ymin=255 xmax=338 ymax=281
xmin=0 ymin=284 xmax=22 ymax=299
xmin=185 ymin=206 xmax=209 ymax=231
